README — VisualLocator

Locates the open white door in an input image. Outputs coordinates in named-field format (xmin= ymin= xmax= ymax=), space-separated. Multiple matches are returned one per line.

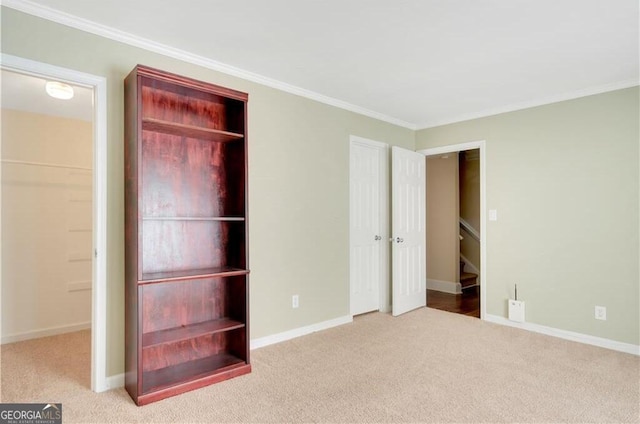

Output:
xmin=392 ymin=146 xmax=426 ymax=316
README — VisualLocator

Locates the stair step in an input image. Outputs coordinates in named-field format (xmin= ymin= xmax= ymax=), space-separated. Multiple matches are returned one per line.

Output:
xmin=460 ymin=272 xmax=478 ymax=288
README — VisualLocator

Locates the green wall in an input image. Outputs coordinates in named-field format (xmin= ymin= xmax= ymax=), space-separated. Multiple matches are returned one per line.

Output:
xmin=2 ymin=6 xmax=638 ymax=380
xmin=1 ymin=7 xmax=414 ymax=376
xmin=416 ymin=87 xmax=639 ymax=345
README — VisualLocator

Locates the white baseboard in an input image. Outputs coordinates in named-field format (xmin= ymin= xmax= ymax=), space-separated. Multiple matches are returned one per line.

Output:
xmin=250 ymin=315 xmax=353 ymax=350
xmin=105 ymin=373 xmax=125 ymax=390
xmin=427 ymin=278 xmax=461 ymax=294
xmin=1 ymin=321 xmax=91 ymax=344
xmin=485 ymin=314 xmax=640 ymax=356
xmin=89 ymin=316 xmax=355 ymax=391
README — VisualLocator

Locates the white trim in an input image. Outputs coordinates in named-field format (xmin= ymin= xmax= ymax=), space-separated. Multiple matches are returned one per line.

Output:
xmin=427 ymin=279 xmax=461 ymax=295
xmin=485 ymin=314 xmax=640 ymax=356
xmin=250 ymin=315 xmax=353 ymax=350
xmin=2 ymin=0 xmax=415 ymax=130
xmin=420 ymin=141 xmax=485 ymax=157
xmin=350 ymin=135 xmax=390 ymax=149
xmin=416 ymin=79 xmax=640 ymax=129
xmin=105 ymin=373 xmax=125 ymax=390
xmin=378 ymin=141 xmax=390 ymax=313
xmin=0 ymin=107 xmax=2 ymax=350
xmin=0 ymin=54 xmax=109 ymax=393
xmin=1 ymin=321 xmax=91 ymax=344
xmin=459 ymin=217 xmax=480 ymax=242
xmin=4 ymin=1 xmax=636 ymax=131
xmin=349 ymin=135 xmax=391 ymax=314
xmin=419 ymin=140 xmax=486 ymax=319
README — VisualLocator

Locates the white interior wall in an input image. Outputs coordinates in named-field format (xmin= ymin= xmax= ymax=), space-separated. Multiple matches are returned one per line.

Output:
xmin=1 ymin=108 xmax=93 ymax=343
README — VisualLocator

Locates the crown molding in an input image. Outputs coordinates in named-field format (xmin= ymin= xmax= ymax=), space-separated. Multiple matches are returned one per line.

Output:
xmin=2 ymin=0 xmax=416 ymax=130
xmin=4 ymin=0 xmax=636 ymax=132
xmin=416 ymin=78 xmax=640 ymax=130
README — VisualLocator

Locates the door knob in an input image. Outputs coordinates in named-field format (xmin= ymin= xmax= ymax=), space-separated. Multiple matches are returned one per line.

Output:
xmin=374 ymin=235 xmax=381 ymax=241
xmin=396 ymin=237 xmax=404 ymax=243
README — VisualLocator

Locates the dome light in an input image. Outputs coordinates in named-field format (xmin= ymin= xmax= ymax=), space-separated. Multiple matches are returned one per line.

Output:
xmin=45 ymin=81 xmax=74 ymax=100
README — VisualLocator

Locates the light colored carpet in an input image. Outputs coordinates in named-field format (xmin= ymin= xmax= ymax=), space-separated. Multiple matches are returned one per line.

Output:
xmin=1 ymin=308 xmax=639 ymax=423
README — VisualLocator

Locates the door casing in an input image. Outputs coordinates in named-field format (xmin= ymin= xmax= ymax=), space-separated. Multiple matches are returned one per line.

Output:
xmin=0 ymin=54 xmax=109 ymax=392
xmin=418 ymin=140 xmax=486 ymax=319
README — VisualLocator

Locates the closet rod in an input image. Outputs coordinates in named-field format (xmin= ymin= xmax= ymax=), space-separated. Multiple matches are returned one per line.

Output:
xmin=1 ymin=159 xmax=92 ymax=172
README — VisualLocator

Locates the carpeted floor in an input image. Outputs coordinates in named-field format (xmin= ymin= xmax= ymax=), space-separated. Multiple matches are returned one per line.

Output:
xmin=1 ymin=308 xmax=639 ymax=423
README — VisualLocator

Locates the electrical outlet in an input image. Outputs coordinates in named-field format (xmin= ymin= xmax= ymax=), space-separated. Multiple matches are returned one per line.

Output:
xmin=595 ymin=305 xmax=606 ymax=321
xmin=292 ymin=295 xmax=299 ymax=309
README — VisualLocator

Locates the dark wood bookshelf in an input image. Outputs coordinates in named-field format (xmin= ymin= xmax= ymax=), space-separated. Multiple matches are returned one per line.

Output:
xmin=125 ymin=65 xmax=250 ymax=406
xmin=142 ymin=117 xmax=244 ymax=142
xmin=141 ymin=354 xmax=246 ymax=395
xmin=142 ymin=217 xmax=245 ymax=221
xmin=142 ymin=318 xmax=245 ymax=348
xmin=140 ymin=267 xmax=249 ymax=284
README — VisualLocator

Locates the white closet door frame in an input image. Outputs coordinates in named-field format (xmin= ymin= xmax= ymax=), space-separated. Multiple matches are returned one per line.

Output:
xmin=349 ymin=135 xmax=390 ymax=314
xmin=0 ymin=54 xmax=109 ymax=392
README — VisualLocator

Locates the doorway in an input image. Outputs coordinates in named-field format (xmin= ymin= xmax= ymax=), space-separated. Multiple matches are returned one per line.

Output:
xmin=419 ymin=141 xmax=486 ymax=319
xmin=350 ymin=140 xmax=427 ymax=317
xmin=0 ymin=54 xmax=108 ymax=392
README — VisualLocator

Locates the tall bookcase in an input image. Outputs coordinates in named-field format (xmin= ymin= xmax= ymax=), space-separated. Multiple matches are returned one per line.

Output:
xmin=124 ymin=65 xmax=250 ymax=406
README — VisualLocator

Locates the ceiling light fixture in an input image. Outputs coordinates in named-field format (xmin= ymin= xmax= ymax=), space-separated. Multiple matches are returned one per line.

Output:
xmin=45 ymin=81 xmax=74 ymax=100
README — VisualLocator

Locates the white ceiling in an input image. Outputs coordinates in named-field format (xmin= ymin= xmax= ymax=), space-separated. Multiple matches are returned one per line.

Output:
xmin=1 ymin=69 xmax=94 ymax=122
xmin=5 ymin=0 xmax=639 ymax=128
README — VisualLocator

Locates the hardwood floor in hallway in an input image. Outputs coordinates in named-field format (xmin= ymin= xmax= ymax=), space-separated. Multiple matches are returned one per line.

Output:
xmin=427 ymin=286 xmax=480 ymax=318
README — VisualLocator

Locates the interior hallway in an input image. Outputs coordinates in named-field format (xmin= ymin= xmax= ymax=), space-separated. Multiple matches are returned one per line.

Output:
xmin=427 ymin=286 xmax=480 ymax=318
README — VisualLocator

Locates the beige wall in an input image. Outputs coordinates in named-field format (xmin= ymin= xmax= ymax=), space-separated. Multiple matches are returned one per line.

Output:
xmin=417 ymin=87 xmax=639 ymax=345
xmin=426 ymin=154 xmax=459 ymax=284
xmin=1 ymin=6 xmax=637 ymax=376
xmin=1 ymin=109 xmax=93 ymax=341
xmin=1 ymin=7 xmax=415 ymax=376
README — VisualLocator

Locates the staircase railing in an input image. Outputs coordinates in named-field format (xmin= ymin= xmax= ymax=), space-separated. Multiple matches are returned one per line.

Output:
xmin=459 ymin=217 xmax=480 ymax=242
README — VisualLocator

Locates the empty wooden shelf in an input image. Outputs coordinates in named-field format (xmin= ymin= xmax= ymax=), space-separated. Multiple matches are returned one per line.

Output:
xmin=125 ymin=65 xmax=250 ymax=406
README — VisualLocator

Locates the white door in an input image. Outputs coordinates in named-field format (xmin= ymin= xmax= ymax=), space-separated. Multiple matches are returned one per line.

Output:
xmin=392 ymin=146 xmax=426 ymax=316
xmin=350 ymin=138 xmax=388 ymax=315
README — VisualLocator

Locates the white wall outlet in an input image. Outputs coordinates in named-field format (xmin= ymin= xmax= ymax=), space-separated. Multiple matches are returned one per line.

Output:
xmin=595 ymin=305 xmax=606 ymax=321
xmin=292 ymin=295 xmax=299 ymax=309
xmin=489 ymin=209 xmax=498 ymax=221
xmin=508 ymin=299 xmax=525 ymax=323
